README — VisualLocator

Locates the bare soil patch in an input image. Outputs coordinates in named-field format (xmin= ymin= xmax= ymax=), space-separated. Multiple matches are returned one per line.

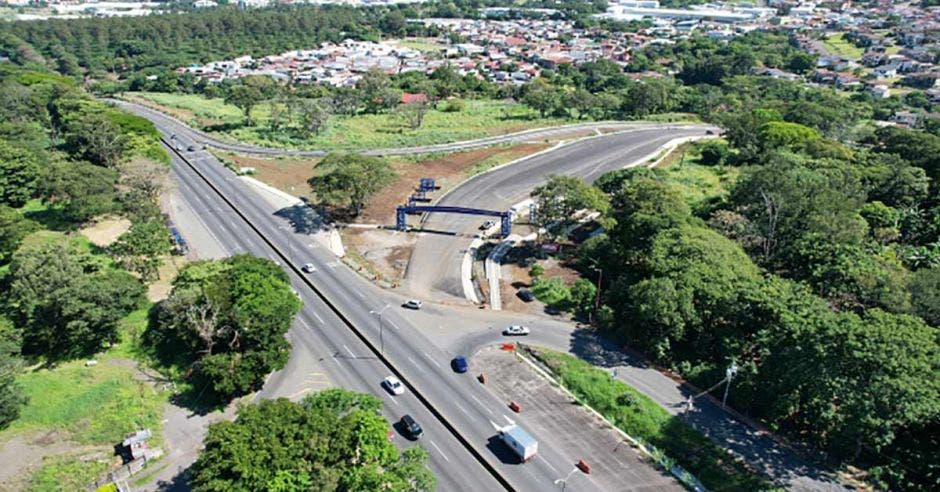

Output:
xmin=80 ymin=217 xmax=132 ymax=247
xmin=222 ymin=154 xmax=319 ymax=202
xmin=147 ymin=255 xmax=187 ymax=302
xmin=358 ymin=143 xmax=549 ymax=225
xmin=342 ymin=228 xmax=416 ymax=284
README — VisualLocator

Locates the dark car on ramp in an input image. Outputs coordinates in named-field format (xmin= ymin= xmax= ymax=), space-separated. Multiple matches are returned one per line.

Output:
xmin=400 ymin=414 xmax=423 ymax=439
xmin=451 ymin=356 xmax=469 ymax=373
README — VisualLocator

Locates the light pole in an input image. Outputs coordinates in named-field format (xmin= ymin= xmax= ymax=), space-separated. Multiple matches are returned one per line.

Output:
xmin=369 ymin=303 xmax=391 ymax=354
xmin=554 ymin=467 xmax=581 ymax=491
xmin=722 ymin=361 xmax=739 ymax=409
xmin=277 ymin=225 xmax=295 ymax=264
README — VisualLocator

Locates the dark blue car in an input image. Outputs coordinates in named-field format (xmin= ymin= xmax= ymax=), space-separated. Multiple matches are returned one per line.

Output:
xmin=451 ymin=356 xmax=469 ymax=373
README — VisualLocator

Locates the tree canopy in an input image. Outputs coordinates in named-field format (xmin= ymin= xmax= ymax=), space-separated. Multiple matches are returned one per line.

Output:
xmin=191 ymin=389 xmax=435 ymax=492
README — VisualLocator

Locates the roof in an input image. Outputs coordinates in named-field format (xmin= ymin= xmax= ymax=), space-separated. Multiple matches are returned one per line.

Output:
xmin=401 ymin=93 xmax=429 ymax=104
xmin=503 ymin=425 xmax=536 ymax=448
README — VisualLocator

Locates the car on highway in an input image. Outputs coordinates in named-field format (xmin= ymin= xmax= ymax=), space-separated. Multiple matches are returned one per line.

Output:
xmin=503 ymin=325 xmax=530 ymax=336
xmin=400 ymin=414 xmax=423 ymax=439
xmin=480 ymin=219 xmax=497 ymax=230
xmin=517 ymin=289 xmax=535 ymax=302
xmin=382 ymin=376 xmax=405 ymax=395
xmin=451 ymin=356 xmax=469 ymax=373
xmin=302 ymin=263 xmax=317 ymax=273
xmin=186 ymin=144 xmax=197 ymax=152
xmin=402 ymin=299 xmax=422 ymax=310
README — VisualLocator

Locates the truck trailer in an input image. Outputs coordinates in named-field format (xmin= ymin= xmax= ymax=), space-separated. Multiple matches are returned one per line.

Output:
xmin=498 ymin=424 xmax=538 ymax=462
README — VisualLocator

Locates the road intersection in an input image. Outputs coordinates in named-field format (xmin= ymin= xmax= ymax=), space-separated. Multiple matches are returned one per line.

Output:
xmin=123 ymin=100 xmax=837 ymax=491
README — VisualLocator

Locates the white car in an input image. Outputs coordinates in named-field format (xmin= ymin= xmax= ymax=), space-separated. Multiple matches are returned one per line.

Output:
xmin=383 ymin=376 xmax=405 ymax=395
xmin=503 ymin=325 xmax=530 ymax=336
xmin=302 ymin=263 xmax=317 ymax=273
xmin=403 ymin=299 xmax=422 ymax=310
xmin=480 ymin=219 xmax=497 ymax=230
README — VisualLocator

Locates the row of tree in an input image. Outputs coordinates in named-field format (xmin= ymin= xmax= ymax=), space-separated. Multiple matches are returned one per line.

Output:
xmin=0 ymin=65 xmax=173 ymax=430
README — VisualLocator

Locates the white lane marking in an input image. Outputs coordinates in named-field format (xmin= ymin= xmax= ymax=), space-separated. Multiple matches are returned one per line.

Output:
xmin=455 ymin=402 xmax=471 ymax=417
xmin=388 ymin=396 xmax=400 ymax=406
xmin=311 ymin=311 xmax=324 ymax=324
xmin=470 ymin=395 xmax=493 ymax=414
xmin=538 ymin=456 xmax=560 ymax=475
xmin=298 ymin=318 xmax=312 ymax=330
xmin=407 ymin=356 xmax=418 ymax=366
xmin=343 ymin=345 xmax=355 ymax=358
xmin=353 ymin=288 xmax=366 ymax=299
xmin=386 ymin=319 xmax=401 ymax=331
xmin=422 ymin=352 xmax=441 ymax=368
xmin=429 ymin=440 xmax=450 ymax=462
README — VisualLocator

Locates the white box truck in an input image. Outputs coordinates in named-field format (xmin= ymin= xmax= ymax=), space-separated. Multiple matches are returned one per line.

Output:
xmin=499 ymin=424 xmax=538 ymax=462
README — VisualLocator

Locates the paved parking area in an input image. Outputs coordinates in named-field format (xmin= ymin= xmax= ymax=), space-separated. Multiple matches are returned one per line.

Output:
xmin=475 ymin=346 xmax=683 ymax=492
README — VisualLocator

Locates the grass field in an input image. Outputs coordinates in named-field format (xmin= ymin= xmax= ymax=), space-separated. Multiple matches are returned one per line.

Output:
xmin=0 ymin=307 xmax=168 ymax=491
xmin=125 ymin=92 xmax=572 ymax=151
xmin=821 ymin=33 xmax=864 ymax=60
xmin=653 ymin=141 xmax=740 ymax=213
xmin=528 ymin=348 xmax=777 ymax=492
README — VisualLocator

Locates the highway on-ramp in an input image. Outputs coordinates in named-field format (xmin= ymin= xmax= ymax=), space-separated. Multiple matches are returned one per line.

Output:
xmin=403 ymin=125 xmax=716 ymax=303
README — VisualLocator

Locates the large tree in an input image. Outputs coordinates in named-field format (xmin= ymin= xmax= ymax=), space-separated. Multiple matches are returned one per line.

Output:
xmin=110 ymin=219 xmax=170 ymax=281
xmin=152 ymin=255 xmax=301 ymax=398
xmin=191 ymin=389 xmax=435 ymax=492
xmin=0 ymin=140 xmax=40 ymax=207
xmin=308 ymin=154 xmax=396 ymax=216
xmin=0 ymin=319 xmax=26 ymax=430
xmin=225 ymin=84 xmax=264 ymax=125
xmin=531 ymin=175 xmax=609 ymax=239
xmin=8 ymin=237 xmax=146 ymax=359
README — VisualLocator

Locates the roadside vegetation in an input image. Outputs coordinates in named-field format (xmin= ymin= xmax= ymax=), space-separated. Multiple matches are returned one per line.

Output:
xmin=126 ymin=91 xmax=567 ymax=151
xmin=533 ymin=110 xmax=939 ymax=490
xmin=529 ymin=347 xmax=775 ymax=491
xmin=191 ymin=388 xmax=434 ymax=492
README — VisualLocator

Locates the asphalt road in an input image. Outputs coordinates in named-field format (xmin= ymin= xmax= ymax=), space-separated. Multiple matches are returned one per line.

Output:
xmin=403 ymin=126 xmax=715 ymax=302
xmin=129 ymin=100 xmax=837 ymax=491
xmin=164 ymin=135 xmax=617 ymax=491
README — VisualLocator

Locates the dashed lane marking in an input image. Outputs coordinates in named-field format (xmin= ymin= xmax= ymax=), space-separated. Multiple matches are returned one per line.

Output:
xmin=429 ymin=440 xmax=450 ymax=462
xmin=470 ymin=395 xmax=493 ymax=415
xmin=422 ymin=352 xmax=441 ymax=368
xmin=343 ymin=345 xmax=355 ymax=358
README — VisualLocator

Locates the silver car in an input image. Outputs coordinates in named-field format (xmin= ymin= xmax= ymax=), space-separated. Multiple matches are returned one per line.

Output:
xmin=503 ymin=325 xmax=530 ymax=336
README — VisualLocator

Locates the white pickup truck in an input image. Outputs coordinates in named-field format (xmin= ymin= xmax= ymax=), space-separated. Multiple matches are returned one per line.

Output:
xmin=499 ymin=424 xmax=538 ymax=462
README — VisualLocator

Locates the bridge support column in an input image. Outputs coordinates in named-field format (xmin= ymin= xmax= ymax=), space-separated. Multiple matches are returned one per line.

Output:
xmin=500 ymin=215 xmax=512 ymax=238
xmin=396 ymin=207 xmax=407 ymax=231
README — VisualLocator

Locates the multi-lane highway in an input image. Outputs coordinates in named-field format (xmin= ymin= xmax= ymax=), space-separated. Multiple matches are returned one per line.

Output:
xmin=126 ymin=99 xmax=835 ymax=491
xmin=162 ymin=132 xmax=630 ymax=491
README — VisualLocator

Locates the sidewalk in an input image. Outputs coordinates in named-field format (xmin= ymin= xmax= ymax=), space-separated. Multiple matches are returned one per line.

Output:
xmin=566 ymin=329 xmax=842 ymax=492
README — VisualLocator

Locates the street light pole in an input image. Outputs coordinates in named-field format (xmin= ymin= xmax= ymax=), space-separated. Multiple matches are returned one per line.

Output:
xmin=722 ymin=361 xmax=739 ymax=409
xmin=370 ymin=303 xmax=391 ymax=355
xmin=554 ymin=467 xmax=580 ymax=491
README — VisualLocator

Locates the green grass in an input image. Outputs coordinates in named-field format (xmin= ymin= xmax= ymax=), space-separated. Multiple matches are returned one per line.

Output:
xmin=660 ymin=162 xmax=740 ymax=213
xmin=1 ymin=307 xmax=167 ymax=447
xmin=821 ymin=33 xmax=864 ymax=60
xmin=127 ymin=92 xmax=573 ymax=151
xmin=28 ymin=454 xmax=112 ymax=492
xmin=529 ymin=348 xmax=778 ymax=492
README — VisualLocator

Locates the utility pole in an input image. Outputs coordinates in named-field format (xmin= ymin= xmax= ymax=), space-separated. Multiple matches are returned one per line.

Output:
xmin=370 ymin=303 xmax=391 ymax=355
xmin=722 ymin=361 xmax=739 ymax=409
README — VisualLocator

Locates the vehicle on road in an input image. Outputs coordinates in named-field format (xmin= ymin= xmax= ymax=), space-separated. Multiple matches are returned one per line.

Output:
xmin=503 ymin=325 xmax=530 ymax=336
xmin=302 ymin=263 xmax=317 ymax=273
xmin=480 ymin=219 xmax=497 ymax=230
xmin=400 ymin=414 xmax=423 ymax=439
xmin=382 ymin=376 xmax=405 ymax=395
xmin=498 ymin=424 xmax=538 ymax=462
xmin=517 ymin=289 xmax=535 ymax=302
xmin=187 ymin=144 xmax=197 ymax=152
xmin=451 ymin=356 xmax=469 ymax=373
xmin=402 ymin=299 xmax=423 ymax=310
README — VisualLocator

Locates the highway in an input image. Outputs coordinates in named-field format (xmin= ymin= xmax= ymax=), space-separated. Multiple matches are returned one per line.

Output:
xmin=403 ymin=125 xmax=716 ymax=302
xmin=164 ymin=135 xmax=613 ymax=491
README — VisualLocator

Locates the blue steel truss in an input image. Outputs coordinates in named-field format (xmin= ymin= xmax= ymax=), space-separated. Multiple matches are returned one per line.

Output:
xmin=396 ymin=205 xmax=512 ymax=237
